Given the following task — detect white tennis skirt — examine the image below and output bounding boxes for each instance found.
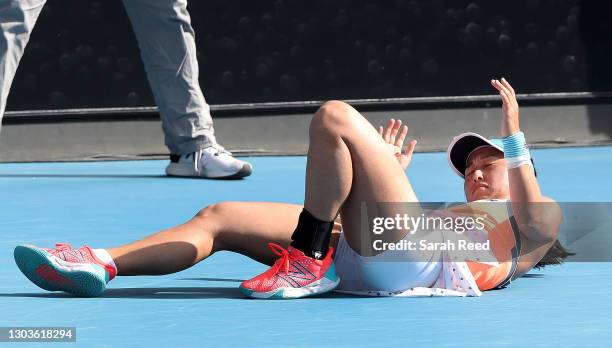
[334,231,443,292]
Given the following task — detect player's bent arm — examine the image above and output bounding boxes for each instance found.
[491,78,562,242]
[508,165,562,242]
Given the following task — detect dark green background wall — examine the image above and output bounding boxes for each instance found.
[8,0,612,110]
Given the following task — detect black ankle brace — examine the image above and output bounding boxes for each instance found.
[290,209,334,259]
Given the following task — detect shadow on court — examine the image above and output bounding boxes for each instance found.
[0,174,248,180]
[0,286,243,299]
[0,174,167,179]
[179,277,244,283]
[0,287,370,299]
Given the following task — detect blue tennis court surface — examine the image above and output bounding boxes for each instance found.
[1,146,611,347]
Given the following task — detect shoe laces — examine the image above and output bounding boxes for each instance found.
[268,243,294,275]
[192,144,232,172]
[193,149,204,172]
[49,243,88,263]
[210,144,232,156]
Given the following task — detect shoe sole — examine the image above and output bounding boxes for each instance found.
[14,245,107,297]
[165,163,252,179]
[239,276,340,299]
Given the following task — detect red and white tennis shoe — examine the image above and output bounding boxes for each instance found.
[239,243,339,299]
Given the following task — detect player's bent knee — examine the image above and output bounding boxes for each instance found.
[311,100,356,134]
[195,202,234,220]
[195,204,216,220]
[192,203,231,244]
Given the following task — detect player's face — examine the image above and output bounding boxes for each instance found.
[464,147,510,202]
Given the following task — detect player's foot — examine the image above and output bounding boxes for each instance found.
[14,243,116,297]
[165,144,253,179]
[239,243,339,299]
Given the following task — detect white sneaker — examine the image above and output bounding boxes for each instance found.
[165,144,253,179]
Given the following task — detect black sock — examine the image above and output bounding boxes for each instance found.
[290,209,334,260]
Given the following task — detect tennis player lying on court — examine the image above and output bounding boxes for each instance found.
[14,78,573,298]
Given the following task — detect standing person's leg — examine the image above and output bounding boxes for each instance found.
[121,0,252,179]
[0,0,46,134]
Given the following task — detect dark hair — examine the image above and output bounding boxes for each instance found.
[530,158,537,177]
[534,239,575,269]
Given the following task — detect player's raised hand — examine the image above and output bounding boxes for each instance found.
[491,78,520,137]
